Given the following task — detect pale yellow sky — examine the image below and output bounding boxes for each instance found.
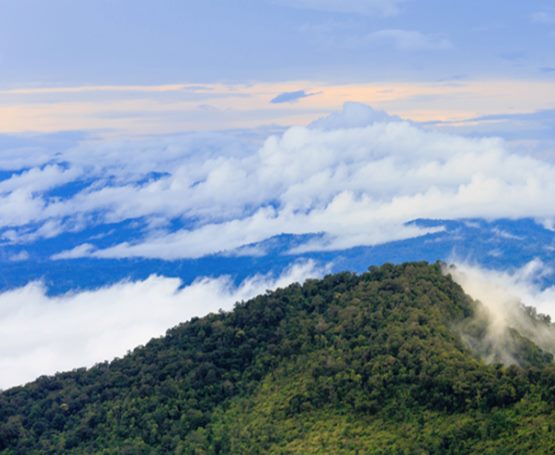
[1,79,554,134]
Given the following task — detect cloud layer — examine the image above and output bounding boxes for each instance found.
[2,102,555,261]
[0,260,322,389]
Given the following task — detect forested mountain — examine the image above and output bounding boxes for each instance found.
[1,262,555,454]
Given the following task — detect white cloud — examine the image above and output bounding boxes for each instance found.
[3,103,555,260]
[0,165,81,195]
[51,243,96,260]
[8,251,29,262]
[0,260,323,389]
[56,104,555,259]
[310,101,401,129]
[449,260,555,364]
[451,259,555,320]
[0,146,57,171]
[0,190,45,227]
[274,0,403,16]
[540,218,555,232]
[366,29,452,51]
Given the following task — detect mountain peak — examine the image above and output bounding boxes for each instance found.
[1,262,554,453]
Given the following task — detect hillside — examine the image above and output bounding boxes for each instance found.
[1,262,555,454]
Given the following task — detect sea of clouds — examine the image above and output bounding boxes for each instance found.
[2,103,555,261]
[2,102,555,387]
[0,260,322,389]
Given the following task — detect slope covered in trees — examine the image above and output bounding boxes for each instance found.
[1,262,555,454]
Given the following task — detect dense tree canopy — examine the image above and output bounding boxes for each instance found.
[1,262,554,454]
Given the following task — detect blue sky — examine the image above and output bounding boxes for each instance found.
[2,0,555,388]
[1,0,555,85]
[2,0,555,135]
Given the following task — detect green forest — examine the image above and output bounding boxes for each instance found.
[1,262,555,454]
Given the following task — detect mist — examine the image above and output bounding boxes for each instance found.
[448,259,555,366]
[0,261,322,390]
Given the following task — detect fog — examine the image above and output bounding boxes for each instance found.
[0,261,322,390]
[449,260,555,365]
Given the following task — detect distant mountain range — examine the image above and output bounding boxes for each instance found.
[2,218,554,294]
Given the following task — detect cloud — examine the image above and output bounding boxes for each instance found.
[366,29,452,51]
[0,260,322,389]
[52,104,555,259]
[425,108,555,160]
[449,260,555,364]
[540,218,555,232]
[4,102,555,260]
[51,243,95,260]
[271,90,316,104]
[310,101,401,129]
[530,11,555,25]
[0,83,204,96]
[0,190,46,227]
[273,0,403,16]
[0,165,81,195]
[8,251,29,262]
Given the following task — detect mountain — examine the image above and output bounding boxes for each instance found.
[3,218,555,295]
[1,262,555,454]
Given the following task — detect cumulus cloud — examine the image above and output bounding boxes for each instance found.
[449,260,555,365]
[0,260,322,389]
[310,101,401,129]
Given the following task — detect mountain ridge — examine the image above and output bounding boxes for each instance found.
[1,262,555,454]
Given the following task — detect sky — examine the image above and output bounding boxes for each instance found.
[1,0,555,388]
[1,0,555,134]
[2,0,555,85]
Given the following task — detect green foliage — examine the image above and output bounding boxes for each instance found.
[1,262,554,453]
